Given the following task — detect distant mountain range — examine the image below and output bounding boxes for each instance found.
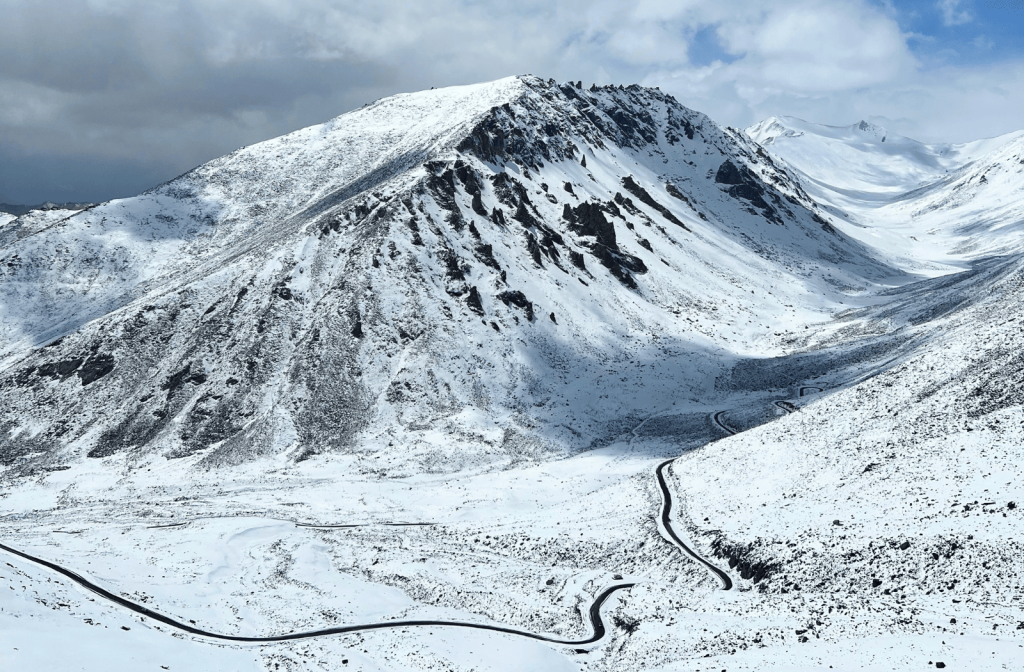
[0,202,96,217]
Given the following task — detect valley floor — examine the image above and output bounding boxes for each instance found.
[4,274,1023,672]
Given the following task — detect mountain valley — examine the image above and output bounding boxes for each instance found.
[1,77,1022,672]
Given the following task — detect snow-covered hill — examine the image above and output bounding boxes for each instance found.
[2,78,1023,672]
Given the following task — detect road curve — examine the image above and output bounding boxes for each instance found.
[712,410,737,436]
[773,400,795,414]
[799,386,823,397]
[655,460,733,590]
[0,540,631,646]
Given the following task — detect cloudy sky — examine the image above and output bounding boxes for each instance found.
[2,0,1023,204]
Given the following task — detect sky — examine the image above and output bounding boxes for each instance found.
[1,0,1023,205]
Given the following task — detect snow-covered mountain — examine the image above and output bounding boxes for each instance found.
[746,116,1022,196]
[2,79,1023,672]
[747,115,1024,272]
[0,76,892,476]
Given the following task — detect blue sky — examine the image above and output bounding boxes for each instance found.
[688,1,1024,68]
[1,0,1023,204]
[884,0,1024,65]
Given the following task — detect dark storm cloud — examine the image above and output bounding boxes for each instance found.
[1,0,1022,204]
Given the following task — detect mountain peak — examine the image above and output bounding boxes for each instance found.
[0,75,883,471]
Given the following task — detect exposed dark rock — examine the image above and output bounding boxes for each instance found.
[665,182,697,211]
[490,208,506,227]
[605,105,658,147]
[78,354,115,386]
[715,159,746,185]
[612,192,642,218]
[714,160,780,222]
[454,160,483,194]
[569,250,586,271]
[466,286,484,315]
[525,232,544,267]
[441,249,467,282]
[497,290,534,322]
[471,191,488,216]
[514,200,542,229]
[14,366,37,387]
[711,537,781,584]
[37,358,84,380]
[563,201,646,287]
[621,176,689,231]
[161,364,207,396]
[474,243,502,271]
[456,113,508,162]
[566,202,617,249]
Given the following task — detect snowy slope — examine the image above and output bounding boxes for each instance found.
[2,79,1023,672]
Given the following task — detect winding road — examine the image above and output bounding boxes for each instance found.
[0,539,631,646]
[654,460,733,590]
[0,401,805,647]
[712,410,737,436]
[647,409,737,590]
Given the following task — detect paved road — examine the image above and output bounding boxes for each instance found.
[655,459,733,590]
[2,400,815,644]
[712,410,737,436]
[774,400,796,414]
[0,540,632,646]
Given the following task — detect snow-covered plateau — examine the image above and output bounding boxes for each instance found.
[1,77,1022,671]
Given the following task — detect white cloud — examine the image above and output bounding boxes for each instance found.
[937,0,973,26]
[1,0,1022,202]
